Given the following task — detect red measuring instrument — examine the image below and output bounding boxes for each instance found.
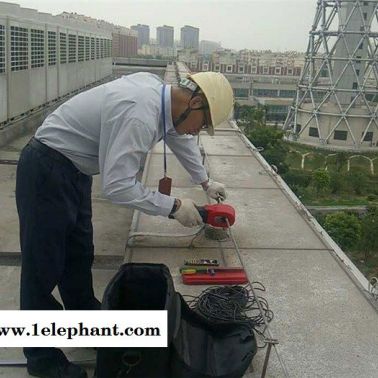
[197,203,236,228]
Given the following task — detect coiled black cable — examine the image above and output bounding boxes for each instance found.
[184,283,273,347]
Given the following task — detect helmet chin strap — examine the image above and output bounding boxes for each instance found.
[173,86,201,129]
[173,106,192,128]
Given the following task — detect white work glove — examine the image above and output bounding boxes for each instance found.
[205,180,227,201]
[172,199,203,228]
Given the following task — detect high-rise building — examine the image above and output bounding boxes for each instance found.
[112,29,138,58]
[156,25,174,47]
[180,25,199,49]
[131,24,150,49]
[284,0,378,150]
[200,40,221,55]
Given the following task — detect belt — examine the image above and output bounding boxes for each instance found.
[28,137,77,171]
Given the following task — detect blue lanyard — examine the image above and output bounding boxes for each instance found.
[161,84,167,177]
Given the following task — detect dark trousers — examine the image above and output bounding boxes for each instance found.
[15,138,100,364]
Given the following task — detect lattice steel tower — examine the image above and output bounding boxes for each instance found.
[284,0,378,150]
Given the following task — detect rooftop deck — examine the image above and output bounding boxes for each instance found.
[0,63,377,377]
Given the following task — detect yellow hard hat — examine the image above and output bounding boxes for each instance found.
[188,72,234,136]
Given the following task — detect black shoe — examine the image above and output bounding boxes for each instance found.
[27,359,87,378]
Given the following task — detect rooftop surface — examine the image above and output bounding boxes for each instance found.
[0,64,377,377]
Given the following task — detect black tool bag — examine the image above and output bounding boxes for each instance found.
[96,263,180,378]
[170,294,257,378]
[96,263,257,378]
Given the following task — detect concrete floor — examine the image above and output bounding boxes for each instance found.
[0,66,377,377]
[125,119,378,377]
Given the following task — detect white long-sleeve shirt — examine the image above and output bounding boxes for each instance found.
[35,72,208,217]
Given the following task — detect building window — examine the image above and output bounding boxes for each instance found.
[362,132,373,142]
[254,88,278,97]
[48,31,56,66]
[352,82,358,89]
[363,12,367,20]
[214,64,220,71]
[11,26,28,71]
[275,67,281,75]
[334,130,348,140]
[31,29,44,68]
[60,33,67,64]
[356,69,360,76]
[108,40,112,58]
[263,66,269,74]
[309,127,319,137]
[202,63,209,71]
[251,66,257,74]
[96,38,100,59]
[279,90,296,98]
[233,88,249,98]
[0,25,5,73]
[226,64,233,73]
[238,65,244,73]
[91,37,95,60]
[85,36,90,61]
[287,68,293,75]
[68,34,76,63]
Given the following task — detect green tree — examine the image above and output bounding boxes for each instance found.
[282,170,312,189]
[335,152,348,172]
[247,127,289,173]
[311,169,330,195]
[235,104,266,132]
[360,206,378,262]
[346,171,369,195]
[262,147,289,174]
[324,212,362,250]
[329,172,346,194]
[248,127,283,150]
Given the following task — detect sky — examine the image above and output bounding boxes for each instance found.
[4,0,318,51]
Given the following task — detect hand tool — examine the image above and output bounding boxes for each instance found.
[180,266,244,275]
[184,259,219,266]
[196,203,236,228]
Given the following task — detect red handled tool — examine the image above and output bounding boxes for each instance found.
[197,203,236,228]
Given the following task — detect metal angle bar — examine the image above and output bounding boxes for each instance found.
[312,30,378,37]
[298,113,316,137]
[365,38,378,84]
[324,3,339,31]
[296,108,372,116]
[297,85,377,93]
[344,1,361,30]
[296,107,373,118]
[312,90,333,114]
[325,116,344,141]
[360,118,374,143]
[343,115,358,146]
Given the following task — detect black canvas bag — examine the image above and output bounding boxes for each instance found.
[170,294,257,378]
[96,263,180,378]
